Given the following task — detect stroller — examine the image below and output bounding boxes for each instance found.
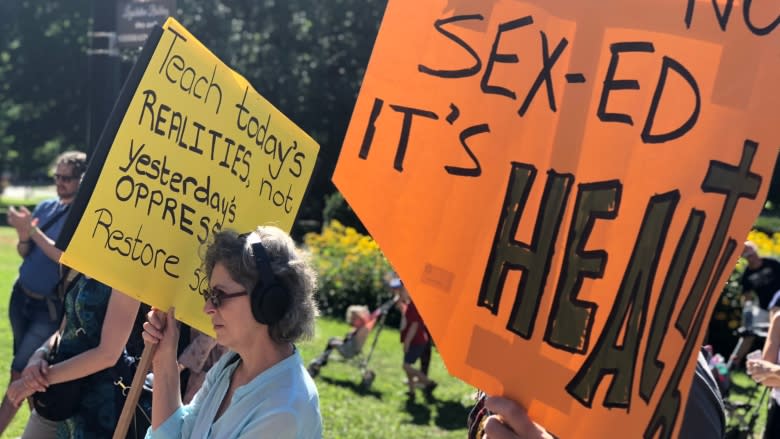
[307,295,398,389]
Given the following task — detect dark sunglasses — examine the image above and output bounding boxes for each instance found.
[200,286,248,308]
[53,173,79,183]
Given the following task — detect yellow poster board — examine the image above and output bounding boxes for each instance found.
[59,18,319,336]
[333,1,779,437]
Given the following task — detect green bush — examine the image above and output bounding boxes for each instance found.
[304,220,393,319]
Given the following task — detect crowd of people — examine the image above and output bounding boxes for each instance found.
[0,152,778,438]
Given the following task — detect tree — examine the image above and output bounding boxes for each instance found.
[0,1,91,181]
[174,0,388,221]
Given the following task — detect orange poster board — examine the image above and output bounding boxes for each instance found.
[333,1,780,437]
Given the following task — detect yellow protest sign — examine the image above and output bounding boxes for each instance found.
[58,18,319,335]
[333,0,779,437]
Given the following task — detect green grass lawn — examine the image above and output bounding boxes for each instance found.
[724,370,770,437]
[0,227,30,438]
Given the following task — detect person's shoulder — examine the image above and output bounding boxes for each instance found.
[763,256,780,266]
[34,198,60,209]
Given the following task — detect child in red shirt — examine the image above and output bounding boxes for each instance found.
[392,277,437,402]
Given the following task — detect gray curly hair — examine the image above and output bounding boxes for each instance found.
[203,226,319,344]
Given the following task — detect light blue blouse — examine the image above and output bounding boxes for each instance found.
[147,349,322,439]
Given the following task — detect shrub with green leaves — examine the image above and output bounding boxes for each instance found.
[304,220,393,319]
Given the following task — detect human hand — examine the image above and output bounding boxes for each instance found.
[21,356,50,392]
[7,377,37,407]
[7,206,32,232]
[142,307,180,364]
[747,358,780,383]
[483,396,554,439]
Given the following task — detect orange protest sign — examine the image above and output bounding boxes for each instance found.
[333,1,780,437]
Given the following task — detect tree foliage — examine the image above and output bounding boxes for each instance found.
[0,0,388,220]
[0,1,91,180]
[173,0,388,219]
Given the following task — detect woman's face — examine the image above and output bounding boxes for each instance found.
[204,262,260,348]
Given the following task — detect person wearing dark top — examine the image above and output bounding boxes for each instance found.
[741,241,780,311]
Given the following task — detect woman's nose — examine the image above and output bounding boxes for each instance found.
[203,299,216,314]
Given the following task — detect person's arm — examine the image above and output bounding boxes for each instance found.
[747,359,780,387]
[148,326,225,439]
[27,221,64,263]
[763,312,780,362]
[23,316,68,388]
[143,308,183,430]
[8,203,65,262]
[6,319,66,402]
[8,290,139,405]
[8,206,33,257]
[747,313,780,386]
[45,290,139,383]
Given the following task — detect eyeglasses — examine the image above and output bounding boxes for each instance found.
[53,174,79,183]
[200,286,248,308]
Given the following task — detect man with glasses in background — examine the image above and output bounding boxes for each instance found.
[0,150,87,435]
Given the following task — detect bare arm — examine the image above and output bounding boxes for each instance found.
[763,313,780,362]
[749,360,780,387]
[28,224,64,263]
[8,206,32,257]
[8,290,139,405]
[16,317,68,391]
[8,204,63,263]
[45,290,139,384]
[143,308,183,429]
[747,313,780,387]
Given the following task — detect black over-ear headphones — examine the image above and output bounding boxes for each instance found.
[249,241,291,325]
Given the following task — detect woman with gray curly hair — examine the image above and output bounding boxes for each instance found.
[143,226,322,439]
